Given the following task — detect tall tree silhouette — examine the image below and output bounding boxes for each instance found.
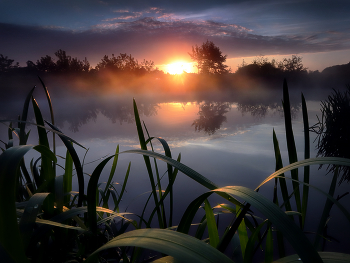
[0,54,19,72]
[189,40,229,74]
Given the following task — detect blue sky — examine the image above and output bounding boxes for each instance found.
[1,0,349,72]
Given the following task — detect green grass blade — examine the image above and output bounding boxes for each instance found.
[237,207,249,258]
[38,76,56,155]
[44,121,85,207]
[19,86,36,145]
[64,148,73,205]
[144,134,167,228]
[217,203,250,253]
[85,228,234,263]
[301,93,310,229]
[243,220,268,263]
[264,224,273,263]
[282,80,301,217]
[273,129,292,212]
[214,186,323,263]
[0,146,34,263]
[35,218,85,232]
[32,97,55,192]
[103,145,119,201]
[204,199,219,247]
[256,157,350,190]
[31,97,49,148]
[87,155,116,234]
[115,162,131,211]
[133,99,163,228]
[177,192,213,234]
[149,136,175,226]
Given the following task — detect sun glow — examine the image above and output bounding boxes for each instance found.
[167,61,194,74]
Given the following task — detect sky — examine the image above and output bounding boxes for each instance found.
[1,0,350,72]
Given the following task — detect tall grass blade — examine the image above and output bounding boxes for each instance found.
[148,136,175,226]
[237,207,249,258]
[177,192,212,234]
[256,157,350,190]
[243,220,268,263]
[217,203,250,253]
[103,145,119,206]
[273,129,291,212]
[38,76,56,155]
[32,97,55,192]
[64,148,73,205]
[45,121,85,207]
[114,162,131,212]
[19,87,35,145]
[87,155,116,234]
[85,228,234,263]
[282,80,301,218]
[144,133,167,228]
[133,99,163,228]
[301,93,310,229]
[264,224,273,263]
[204,199,219,247]
[146,153,181,226]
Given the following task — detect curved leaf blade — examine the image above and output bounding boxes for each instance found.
[86,228,234,263]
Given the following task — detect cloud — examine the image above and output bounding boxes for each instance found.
[1,14,350,68]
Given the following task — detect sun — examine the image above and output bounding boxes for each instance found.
[167,61,194,74]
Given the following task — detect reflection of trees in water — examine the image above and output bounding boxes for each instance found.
[192,102,231,135]
[237,102,300,119]
[55,99,159,132]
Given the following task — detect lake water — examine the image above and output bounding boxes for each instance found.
[1,80,349,253]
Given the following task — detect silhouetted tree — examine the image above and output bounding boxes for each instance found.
[35,50,90,73]
[36,55,56,72]
[189,40,229,74]
[26,60,36,69]
[96,53,140,72]
[140,59,155,73]
[0,54,19,72]
[55,49,71,72]
[278,55,307,72]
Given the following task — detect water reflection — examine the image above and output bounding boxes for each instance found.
[0,89,303,136]
[192,102,230,135]
[237,102,300,119]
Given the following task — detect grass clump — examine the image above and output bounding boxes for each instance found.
[0,78,350,262]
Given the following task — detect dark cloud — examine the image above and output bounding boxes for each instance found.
[1,14,349,68]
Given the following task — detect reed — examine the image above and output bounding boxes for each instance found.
[0,78,349,262]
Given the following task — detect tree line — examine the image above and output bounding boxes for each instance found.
[0,49,157,75]
[0,40,345,78]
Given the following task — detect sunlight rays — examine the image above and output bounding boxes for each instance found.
[166,61,194,74]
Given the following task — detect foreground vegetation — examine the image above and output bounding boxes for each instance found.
[0,78,350,262]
